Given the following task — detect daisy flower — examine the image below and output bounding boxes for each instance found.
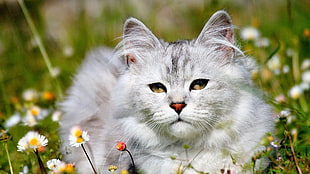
[267,55,281,74]
[52,110,62,122]
[22,89,38,102]
[4,112,21,128]
[19,165,29,174]
[17,131,48,152]
[56,162,75,173]
[301,59,310,70]
[23,106,49,127]
[289,85,303,99]
[69,126,89,147]
[51,67,61,77]
[68,126,96,173]
[47,159,62,170]
[254,37,270,47]
[240,27,260,41]
[302,70,310,84]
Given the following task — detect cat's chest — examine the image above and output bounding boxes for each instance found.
[135,147,241,174]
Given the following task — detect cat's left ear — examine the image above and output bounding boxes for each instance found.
[122,17,162,66]
[196,10,234,47]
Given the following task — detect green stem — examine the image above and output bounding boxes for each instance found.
[17,0,63,100]
[81,144,97,174]
[35,150,47,174]
[126,149,136,174]
[5,143,14,174]
[299,95,309,113]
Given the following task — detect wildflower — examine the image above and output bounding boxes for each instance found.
[115,141,136,174]
[4,112,21,128]
[267,55,281,74]
[289,85,303,99]
[23,113,37,127]
[23,106,49,127]
[63,45,74,57]
[240,27,260,41]
[270,141,279,148]
[47,159,62,170]
[17,131,48,152]
[291,128,298,142]
[42,91,55,101]
[301,59,310,70]
[304,28,310,37]
[22,89,38,102]
[19,165,29,174]
[300,82,310,91]
[51,67,61,77]
[121,170,129,174]
[68,126,96,173]
[69,126,90,147]
[280,110,291,117]
[64,163,75,173]
[116,141,127,151]
[286,48,294,57]
[254,37,270,47]
[302,70,310,84]
[287,115,296,124]
[291,128,298,136]
[275,94,286,103]
[108,165,118,173]
[54,161,75,173]
[282,65,290,74]
[52,110,62,122]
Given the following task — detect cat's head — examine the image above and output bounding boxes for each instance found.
[115,11,253,140]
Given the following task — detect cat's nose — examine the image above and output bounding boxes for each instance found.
[170,102,187,114]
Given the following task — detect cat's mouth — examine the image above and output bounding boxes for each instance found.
[170,117,191,125]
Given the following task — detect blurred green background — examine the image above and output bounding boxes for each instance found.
[0,0,309,173]
[0,0,309,100]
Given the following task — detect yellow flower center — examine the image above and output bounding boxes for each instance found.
[29,137,39,146]
[76,137,84,143]
[65,164,74,172]
[121,170,129,174]
[58,165,66,172]
[71,127,83,137]
[292,92,300,99]
[31,108,40,116]
[42,91,55,101]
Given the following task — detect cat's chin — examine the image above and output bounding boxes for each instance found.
[169,121,199,139]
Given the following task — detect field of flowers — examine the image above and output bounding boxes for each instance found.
[0,0,309,173]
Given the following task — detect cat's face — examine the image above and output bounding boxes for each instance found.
[116,11,247,139]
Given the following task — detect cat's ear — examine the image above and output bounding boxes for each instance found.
[122,18,161,66]
[196,10,234,46]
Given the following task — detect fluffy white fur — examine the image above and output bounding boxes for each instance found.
[60,11,274,174]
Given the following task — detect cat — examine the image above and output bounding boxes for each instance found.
[60,10,275,174]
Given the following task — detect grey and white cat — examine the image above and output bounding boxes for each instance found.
[60,11,274,174]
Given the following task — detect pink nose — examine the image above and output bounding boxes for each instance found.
[170,103,187,114]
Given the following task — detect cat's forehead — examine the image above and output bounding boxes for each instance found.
[165,40,191,70]
[160,40,196,83]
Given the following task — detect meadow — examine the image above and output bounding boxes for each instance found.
[0,0,309,173]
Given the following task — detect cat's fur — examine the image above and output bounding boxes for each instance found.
[60,11,274,174]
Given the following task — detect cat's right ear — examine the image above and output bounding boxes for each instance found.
[122,18,162,66]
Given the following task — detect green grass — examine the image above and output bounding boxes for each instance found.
[0,0,309,173]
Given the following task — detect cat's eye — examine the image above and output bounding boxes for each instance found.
[149,83,167,93]
[190,79,209,91]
